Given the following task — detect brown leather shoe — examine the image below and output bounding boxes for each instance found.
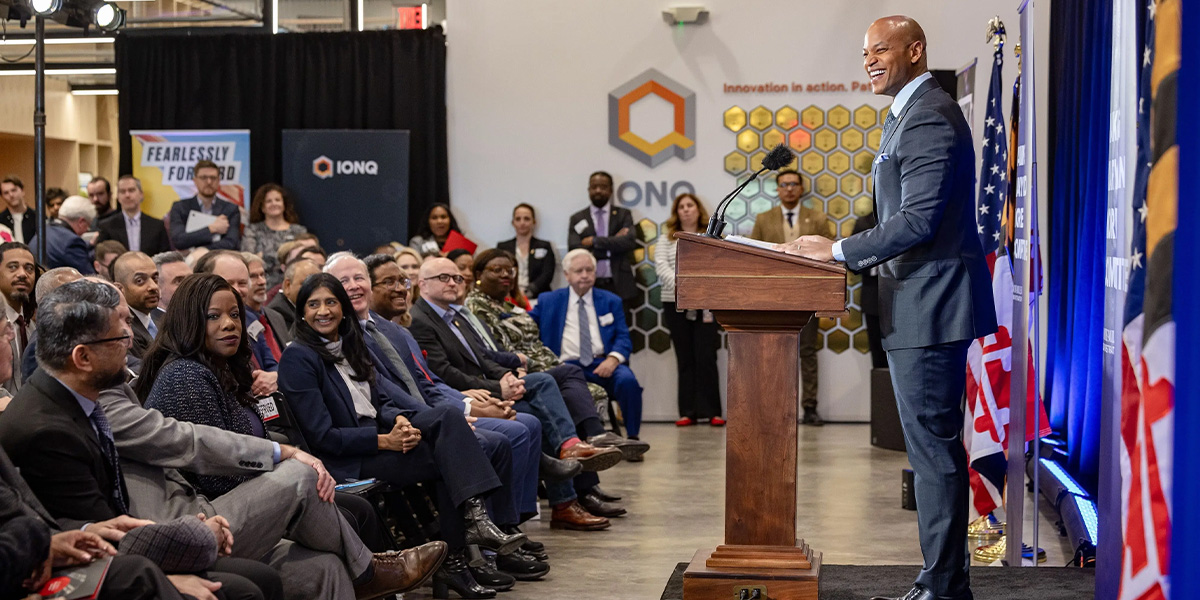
[559,442,622,472]
[353,541,448,599]
[550,500,611,531]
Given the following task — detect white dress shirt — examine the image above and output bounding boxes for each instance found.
[560,287,624,364]
[10,212,23,244]
[124,211,142,252]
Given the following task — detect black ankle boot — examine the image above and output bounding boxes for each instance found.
[462,497,526,555]
[468,554,515,592]
[432,550,497,599]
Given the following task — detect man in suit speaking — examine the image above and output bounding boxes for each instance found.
[783,16,997,600]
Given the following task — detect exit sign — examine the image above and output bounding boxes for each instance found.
[396,5,425,29]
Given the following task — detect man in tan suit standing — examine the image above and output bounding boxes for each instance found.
[749,169,830,425]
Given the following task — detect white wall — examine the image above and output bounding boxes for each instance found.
[445,0,1052,422]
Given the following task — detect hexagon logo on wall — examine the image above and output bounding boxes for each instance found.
[608,68,696,167]
[312,156,334,179]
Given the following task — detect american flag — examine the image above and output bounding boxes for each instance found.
[963,49,1050,519]
[1119,1,1175,598]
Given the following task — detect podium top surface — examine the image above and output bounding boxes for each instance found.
[674,232,846,275]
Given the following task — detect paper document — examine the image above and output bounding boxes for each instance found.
[185,210,219,233]
[724,235,781,252]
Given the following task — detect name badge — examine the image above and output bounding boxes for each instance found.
[598,313,614,326]
[874,153,890,165]
[246,320,265,342]
[256,396,280,422]
[574,220,589,234]
[532,248,548,259]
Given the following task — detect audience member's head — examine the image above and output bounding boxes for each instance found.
[135,273,253,404]
[45,187,68,220]
[282,257,322,305]
[58,195,97,236]
[588,171,614,208]
[373,242,399,255]
[295,246,327,269]
[562,248,598,296]
[364,254,410,322]
[35,280,130,391]
[325,252,373,320]
[153,251,191,308]
[0,241,35,312]
[93,240,127,280]
[34,266,82,307]
[293,273,373,380]
[1,175,25,211]
[775,169,805,210]
[447,250,474,303]
[394,247,422,282]
[193,160,222,202]
[184,247,209,270]
[511,203,537,238]
[418,257,466,310]
[116,175,145,216]
[250,183,298,224]
[472,249,517,304]
[86,176,112,216]
[241,252,268,312]
[195,250,250,303]
[664,193,709,236]
[111,252,160,316]
[415,203,459,243]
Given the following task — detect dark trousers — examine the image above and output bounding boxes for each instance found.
[571,358,643,438]
[799,318,819,409]
[662,302,722,419]
[100,555,185,600]
[335,491,391,552]
[865,313,887,369]
[886,340,973,599]
[360,405,503,551]
[542,363,606,437]
[208,557,284,600]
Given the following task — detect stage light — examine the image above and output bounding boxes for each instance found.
[92,2,122,31]
[29,0,62,16]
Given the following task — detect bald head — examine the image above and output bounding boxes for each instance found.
[35,267,82,304]
[419,257,464,309]
[863,15,928,97]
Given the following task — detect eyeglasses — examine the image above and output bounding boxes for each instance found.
[373,277,412,290]
[80,334,131,346]
[485,266,515,277]
[195,175,219,182]
[423,274,466,285]
[778,182,802,189]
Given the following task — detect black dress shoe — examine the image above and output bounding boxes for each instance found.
[579,490,627,518]
[468,555,514,592]
[495,549,550,581]
[539,452,583,481]
[432,550,497,599]
[870,584,936,600]
[589,484,622,502]
[501,525,545,554]
[801,407,824,426]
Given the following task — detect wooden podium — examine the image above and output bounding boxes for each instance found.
[673,232,847,600]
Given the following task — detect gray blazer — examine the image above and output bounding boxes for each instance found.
[839,78,997,350]
[98,383,275,521]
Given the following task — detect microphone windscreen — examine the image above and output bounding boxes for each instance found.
[761,144,795,170]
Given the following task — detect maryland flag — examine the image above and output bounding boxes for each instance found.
[1119,0,1177,598]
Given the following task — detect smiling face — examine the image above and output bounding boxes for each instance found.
[477,255,514,301]
[863,16,927,97]
[303,286,342,340]
[204,289,243,359]
[428,206,452,238]
[328,257,371,319]
[369,260,409,320]
[263,190,285,219]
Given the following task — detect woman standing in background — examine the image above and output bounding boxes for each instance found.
[497,204,555,299]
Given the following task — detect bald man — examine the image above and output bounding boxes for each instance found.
[785,17,996,600]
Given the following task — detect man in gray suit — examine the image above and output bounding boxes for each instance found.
[785,16,997,600]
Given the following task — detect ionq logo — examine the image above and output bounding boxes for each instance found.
[608,68,696,168]
[312,155,379,179]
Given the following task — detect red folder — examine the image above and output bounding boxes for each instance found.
[441,230,478,255]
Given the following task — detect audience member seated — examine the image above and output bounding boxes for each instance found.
[332,253,551,585]
[447,250,474,288]
[240,252,289,357]
[394,247,423,319]
[168,160,241,253]
[466,249,648,462]
[293,244,327,269]
[96,175,172,257]
[111,252,161,360]
[275,236,321,274]
[31,196,96,274]
[0,242,35,392]
[242,184,307,289]
[655,193,724,427]
[45,186,68,221]
[86,176,117,222]
[278,273,526,599]
[410,203,474,258]
[152,251,191,311]
[265,257,322,345]
[409,258,621,531]
[20,267,83,382]
[194,251,279,397]
[530,249,645,439]
[566,171,640,309]
[497,204,556,299]
[93,240,128,281]
[0,175,34,244]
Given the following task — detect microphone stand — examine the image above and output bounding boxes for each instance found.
[704,165,770,238]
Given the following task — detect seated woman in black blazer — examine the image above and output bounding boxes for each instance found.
[496,203,555,299]
[278,274,526,599]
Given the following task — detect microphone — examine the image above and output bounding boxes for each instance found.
[705,144,796,238]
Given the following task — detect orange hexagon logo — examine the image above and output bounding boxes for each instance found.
[312,155,334,179]
[608,68,696,167]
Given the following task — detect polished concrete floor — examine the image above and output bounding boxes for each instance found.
[403,423,1074,599]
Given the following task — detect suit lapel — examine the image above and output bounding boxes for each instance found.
[323,362,360,421]
[419,300,479,366]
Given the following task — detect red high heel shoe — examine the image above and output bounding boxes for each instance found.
[675,417,695,427]
[710,417,726,427]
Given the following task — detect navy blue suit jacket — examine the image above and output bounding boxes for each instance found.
[166,196,241,251]
[365,313,468,411]
[29,222,94,275]
[530,287,632,360]
[277,342,415,482]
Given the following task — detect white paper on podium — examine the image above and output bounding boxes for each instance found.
[723,235,780,252]
[185,210,219,233]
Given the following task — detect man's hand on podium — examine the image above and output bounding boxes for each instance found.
[778,235,835,262]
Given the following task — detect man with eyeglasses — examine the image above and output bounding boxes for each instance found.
[748,168,832,426]
[265,257,322,346]
[167,160,242,253]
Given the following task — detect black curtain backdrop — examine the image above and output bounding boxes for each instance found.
[116,28,448,239]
